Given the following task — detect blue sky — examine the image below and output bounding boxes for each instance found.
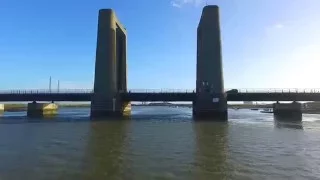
[0,0,320,90]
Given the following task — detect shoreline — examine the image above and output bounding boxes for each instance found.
[3,103,320,114]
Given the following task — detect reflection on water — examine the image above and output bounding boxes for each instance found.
[83,119,131,179]
[274,120,303,130]
[274,116,304,129]
[193,122,228,179]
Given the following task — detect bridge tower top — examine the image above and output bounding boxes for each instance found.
[196,5,224,94]
[98,9,127,31]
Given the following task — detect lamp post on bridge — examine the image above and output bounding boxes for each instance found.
[49,76,52,93]
[57,80,60,93]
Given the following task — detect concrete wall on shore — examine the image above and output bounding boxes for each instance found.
[27,103,58,117]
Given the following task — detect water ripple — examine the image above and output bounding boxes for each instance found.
[0,107,320,179]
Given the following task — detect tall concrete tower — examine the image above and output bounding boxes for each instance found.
[91,9,130,118]
[193,5,227,120]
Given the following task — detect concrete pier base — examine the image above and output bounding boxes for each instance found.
[193,94,228,121]
[273,102,302,121]
[91,96,131,118]
[27,102,58,117]
[0,104,4,114]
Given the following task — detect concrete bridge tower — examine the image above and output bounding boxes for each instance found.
[91,9,131,118]
[193,5,228,120]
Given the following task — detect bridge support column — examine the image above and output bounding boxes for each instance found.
[91,9,130,118]
[27,102,58,117]
[273,102,302,121]
[193,6,227,120]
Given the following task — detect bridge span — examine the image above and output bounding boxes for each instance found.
[1,89,320,102]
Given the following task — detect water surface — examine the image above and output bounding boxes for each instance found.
[0,107,320,180]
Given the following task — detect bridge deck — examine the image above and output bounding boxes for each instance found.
[1,91,320,102]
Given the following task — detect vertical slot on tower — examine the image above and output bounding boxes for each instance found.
[116,25,124,92]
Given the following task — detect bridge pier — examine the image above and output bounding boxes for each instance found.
[193,94,227,120]
[27,101,58,117]
[91,95,131,117]
[0,104,4,114]
[193,6,227,120]
[91,9,130,118]
[273,102,302,121]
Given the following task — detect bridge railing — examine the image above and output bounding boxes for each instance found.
[0,89,93,94]
[1,88,320,94]
[124,89,196,93]
[234,89,320,93]
[127,89,320,93]
[0,89,195,94]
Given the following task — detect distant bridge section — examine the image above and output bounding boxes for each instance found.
[123,89,320,102]
[0,89,92,102]
[0,89,320,102]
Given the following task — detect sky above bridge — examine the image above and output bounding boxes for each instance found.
[0,0,320,90]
